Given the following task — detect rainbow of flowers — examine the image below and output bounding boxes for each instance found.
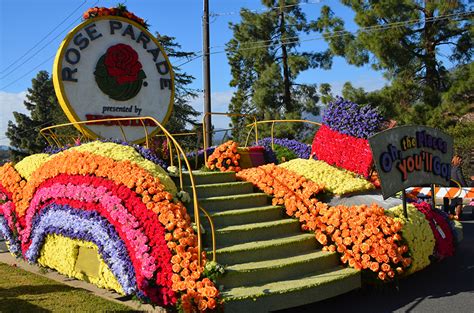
[0,141,219,312]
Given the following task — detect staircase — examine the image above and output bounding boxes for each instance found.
[180,171,361,313]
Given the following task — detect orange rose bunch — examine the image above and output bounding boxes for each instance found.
[236,164,324,217]
[312,203,411,282]
[0,163,25,204]
[237,164,412,282]
[83,5,148,29]
[206,141,241,172]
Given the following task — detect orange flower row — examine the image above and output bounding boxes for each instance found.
[83,6,148,28]
[207,141,241,172]
[237,164,412,282]
[17,150,218,311]
[236,164,324,219]
[313,203,411,281]
[0,163,25,204]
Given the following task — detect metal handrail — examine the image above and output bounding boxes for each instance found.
[245,119,321,150]
[202,112,259,164]
[40,116,208,266]
[199,206,216,262]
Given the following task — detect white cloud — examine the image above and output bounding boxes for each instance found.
[189,90,234,129]
[0,91,28,146]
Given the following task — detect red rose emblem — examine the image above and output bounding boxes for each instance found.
[104,44,143,85]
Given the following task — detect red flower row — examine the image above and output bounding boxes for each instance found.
[28,174,174,305]
[311,125,373,177]
[414,202,455,259]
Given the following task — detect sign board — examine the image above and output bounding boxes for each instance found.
[53,16,174,143]
[369,125,453,199]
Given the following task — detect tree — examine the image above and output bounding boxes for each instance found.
[155,34,201,150]
[227,0,333,142]
[156,34,200,134]
[6,71,70,161]
[318,1,472,123]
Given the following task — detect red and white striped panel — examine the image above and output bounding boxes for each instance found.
[407,187,474,199]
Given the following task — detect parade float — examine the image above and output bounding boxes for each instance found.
[0,5,468,313]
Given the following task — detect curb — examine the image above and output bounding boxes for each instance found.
[0,241,165,312]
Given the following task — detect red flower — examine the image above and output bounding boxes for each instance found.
[311,125,373,178]
[104,44,143,85]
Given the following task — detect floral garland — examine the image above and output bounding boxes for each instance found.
[206,140,241,172]
[237,165,410,282]
[279,159,374,195]
[83,5,148,29]
[322,97,383,139]
[413,202,455,259]
[386,204,435,275]
[236,164,324,217]
[311,125,373,177]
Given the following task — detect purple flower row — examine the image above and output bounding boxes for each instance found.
[323,97,383,139]
[257,138,311,160]
[26,204,137,294]
[0,216,20,256]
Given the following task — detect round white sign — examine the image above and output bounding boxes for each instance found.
[53,16,174,143]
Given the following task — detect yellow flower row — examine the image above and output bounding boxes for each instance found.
[279,159,374,195]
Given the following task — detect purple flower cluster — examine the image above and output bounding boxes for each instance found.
[257,138,311,160]
[186,146,216,169]
[323,97,383,139]
[43,140,168,168]
[0,216,20,255]
[26,204,137,294]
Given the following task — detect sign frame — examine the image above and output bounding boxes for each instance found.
[53,15,175,143]
[369,125,453,199]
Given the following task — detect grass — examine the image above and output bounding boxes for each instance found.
[0,262,138,312]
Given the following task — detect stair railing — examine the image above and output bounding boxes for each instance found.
[199,205,217,262]
[245,119,321,150]
[202,112,259,164]
[40,117,208,266]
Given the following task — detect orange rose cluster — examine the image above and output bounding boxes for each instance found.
[206,141,241,172]
[83,5,148,29]
[237,164,412,282]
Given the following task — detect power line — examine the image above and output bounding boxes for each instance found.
[210,0,324,17]
[0,0,99,81]
[178,10,473,67]
[0,54,56,90]
[0,1,88,74]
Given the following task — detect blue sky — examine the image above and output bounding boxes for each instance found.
[0,0,386,145]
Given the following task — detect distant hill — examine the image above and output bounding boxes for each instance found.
[0,145,9,151]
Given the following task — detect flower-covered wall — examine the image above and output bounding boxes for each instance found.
[0,141,219,312]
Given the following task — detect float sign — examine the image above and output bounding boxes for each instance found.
[53,16,174,143]
[369,125,453,199]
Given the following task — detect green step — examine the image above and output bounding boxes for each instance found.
[214,233,317,265]
[195,193,270,212]
[222,267,361,313]
[209,219,301,248]
[218,250,340,288]
[210,205,284,227]
[176,170,236,185]
[184,181,254,198]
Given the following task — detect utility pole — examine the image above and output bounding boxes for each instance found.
[203,0,212,147]
[280,0,292,113]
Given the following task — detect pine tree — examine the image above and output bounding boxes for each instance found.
[227,0,333,142]
[317,1,472,124]
[6,71,70,161]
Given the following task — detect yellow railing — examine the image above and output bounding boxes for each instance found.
[202,112,259,164]
[40,117,213,266]
[246,119,321,150]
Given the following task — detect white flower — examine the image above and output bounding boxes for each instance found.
[167,165,178,175]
